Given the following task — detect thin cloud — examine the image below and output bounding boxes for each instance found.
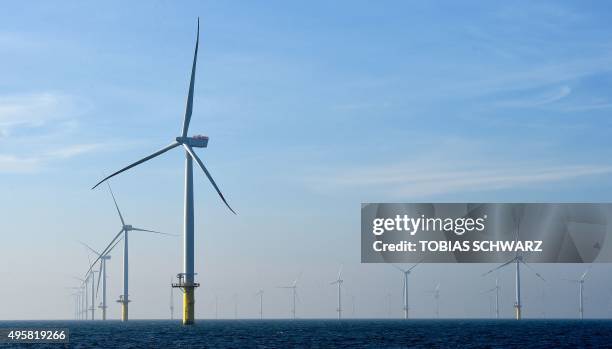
[311,163,612,198]
[0,143,106,173]
[0,92,80,137]
[494,85,572,109]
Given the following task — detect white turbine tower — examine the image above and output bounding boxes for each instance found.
[79,241,114,320]
[67,286,82,320]
[170,278,175,320]
[482,256,544,320]
[482,219,545,320]
[255,289,264,320]
[564,268,591,319]
[73,277,88,320]
[84,270,98,320]
[426,283,440,318]
[279,274,300,319]
[330,266,343,320]
[91,18,235,326]
[86,182,172,321]
[394,262,420,319]
[483,278,500,319]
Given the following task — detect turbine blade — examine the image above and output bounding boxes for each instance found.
[392,264,407,273]
[77,241,101,257]
[106,181,125,226]
[294,272,302,287]
[330,281,339,285]
[338,265,343,281]
[107,235,124,255]
[181,18,199,137]
[481,257,517,277]
[408,260,422,272]
[91,142,181,189]
[85,228,124,277]
[184,144,236,214]
[520,260,545,281]
[131,227,177,236]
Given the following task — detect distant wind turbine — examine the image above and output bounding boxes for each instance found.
[482,217,544,320]
[255,289,264,320]
[426,283,440,318]
[394,262,421,319]
[86,182,172,321]
[66,287,82,320]
[564,268,591,319]
[73,276,87,320]
[79,241,113,320]
[85,270,98,320]
[170,278,175,320]
[278,274,301,319]
[91,18,236,326]
[330,266,343,319]
[482,278,500,319]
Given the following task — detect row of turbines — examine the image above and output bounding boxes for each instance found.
[68,18,236,326]
[65,18,594,323]
[70,258,592,321]
[69,182,174,321]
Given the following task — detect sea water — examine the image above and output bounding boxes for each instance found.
[0,319,610,348]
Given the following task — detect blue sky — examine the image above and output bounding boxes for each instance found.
[2,1,612,320]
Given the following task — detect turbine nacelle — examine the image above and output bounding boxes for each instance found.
[124,224,133,231]
[176,135,208,148]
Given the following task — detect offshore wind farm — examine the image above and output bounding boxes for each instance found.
[4,1,612,347]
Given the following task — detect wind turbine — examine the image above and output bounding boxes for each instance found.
[79,241,113,320]
[482,216,545,320]
[91,18,236,326]
[394,262,420,319]
[426,283,440,318]
[278,274,300,319]
[255,289,264,320]
[86,182,172,321]
[170,278,175,320]
[482,278,500,319]
[564,268,591,319]
[73,277,87,320]
[66,287,82,320]
[84,270,98,320]
[330,266,343,319]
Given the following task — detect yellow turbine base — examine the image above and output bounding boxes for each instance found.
[121,303,128,321]
[183,288,195,325]
[515,306,521,320]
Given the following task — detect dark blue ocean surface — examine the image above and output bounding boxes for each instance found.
[1,319,611,348]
